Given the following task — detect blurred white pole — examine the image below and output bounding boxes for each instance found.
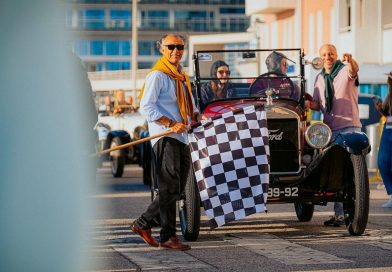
[132,0,138,105]
[0,1,96,271]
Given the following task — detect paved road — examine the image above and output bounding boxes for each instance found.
[88,164,392,272]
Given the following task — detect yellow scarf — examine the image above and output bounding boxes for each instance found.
[138,57,194,125]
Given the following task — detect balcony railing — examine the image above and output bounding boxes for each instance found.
[71,17,250,32]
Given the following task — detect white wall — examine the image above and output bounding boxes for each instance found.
[337,31,356,56]
[383,28,392,63]
[355,0,381,63]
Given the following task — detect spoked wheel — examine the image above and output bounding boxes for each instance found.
[294,202,314,222]
[110,137,125,178]
[343,154,369,236]
[178,165,200,241]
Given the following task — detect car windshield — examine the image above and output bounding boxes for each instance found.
[193,48,303,108]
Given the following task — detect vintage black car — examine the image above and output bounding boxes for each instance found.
[141,48,370,241]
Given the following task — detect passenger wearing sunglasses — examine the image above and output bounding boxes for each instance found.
[132,34,202,251]
[199,60,236,109]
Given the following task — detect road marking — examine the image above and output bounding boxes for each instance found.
[367,240,392,251]
[113,245,212,271]
[226,234,353,265]
[93,269,137,272]
[293,268,392,272]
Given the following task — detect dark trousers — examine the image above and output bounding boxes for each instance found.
[137,137,191,242]
[378,124,392,195]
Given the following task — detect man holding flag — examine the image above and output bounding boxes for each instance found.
[130,33,200,250]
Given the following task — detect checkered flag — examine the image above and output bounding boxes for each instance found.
[189,105,270,228]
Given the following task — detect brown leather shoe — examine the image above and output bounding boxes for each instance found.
[130,225,159,247]
[160,236,191,251]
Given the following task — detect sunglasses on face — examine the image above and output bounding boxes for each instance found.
[162,44,185,51]
[217,70,231,75]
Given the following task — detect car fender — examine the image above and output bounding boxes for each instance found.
[304,132,370,191]
[332,132,371,156]
[138,130,151,167]
[304,145,352,191]
[104,130,130,154]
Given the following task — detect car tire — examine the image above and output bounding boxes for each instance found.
[344,154,369,236]
[110,137,125,178]
[178,166,200,242]
[294,202,314,222]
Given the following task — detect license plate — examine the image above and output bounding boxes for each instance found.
[268,187,299,197]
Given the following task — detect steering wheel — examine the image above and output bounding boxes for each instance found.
[249,72,295,99]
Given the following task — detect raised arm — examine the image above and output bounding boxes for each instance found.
[342,53,359,79]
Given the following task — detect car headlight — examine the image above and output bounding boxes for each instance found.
[305,122,332,148]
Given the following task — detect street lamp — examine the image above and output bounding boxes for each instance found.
[131,0,138,106]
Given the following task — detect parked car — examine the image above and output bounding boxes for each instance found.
[95,90,146,178]
[141,48,371,240]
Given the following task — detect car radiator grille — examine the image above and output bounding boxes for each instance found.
[267,118,299,173]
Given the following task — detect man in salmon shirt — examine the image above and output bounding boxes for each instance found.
[305,43,361,227]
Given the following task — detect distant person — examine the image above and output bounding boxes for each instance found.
[125,95,137,111]
[374,71,392,208]
[113,90,135,114]
[104,95,113,115]
[199,60,236,108]
[305,43,361,226]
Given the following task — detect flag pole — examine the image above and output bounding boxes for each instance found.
[96,129,173,155]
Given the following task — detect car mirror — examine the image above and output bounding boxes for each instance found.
[304,57,323,70]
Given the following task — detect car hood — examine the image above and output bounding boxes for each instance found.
[203,99,304,119]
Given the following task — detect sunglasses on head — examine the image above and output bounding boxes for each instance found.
[162,44,185,51]
[217,70,230,75]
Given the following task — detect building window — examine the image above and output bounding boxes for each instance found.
[339,0,351,32]
[110,10,131,29]
[175,11,207,31]
[120,41,130,56]
[91,41,104,55]
[138,41,153,56]
[219,8,245,14]
[106,41,120,55]
[79,9,105,29]
[105,62,130,71]
[96,62,104,71]
[141,10,169,30]
[360,84,389,99]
